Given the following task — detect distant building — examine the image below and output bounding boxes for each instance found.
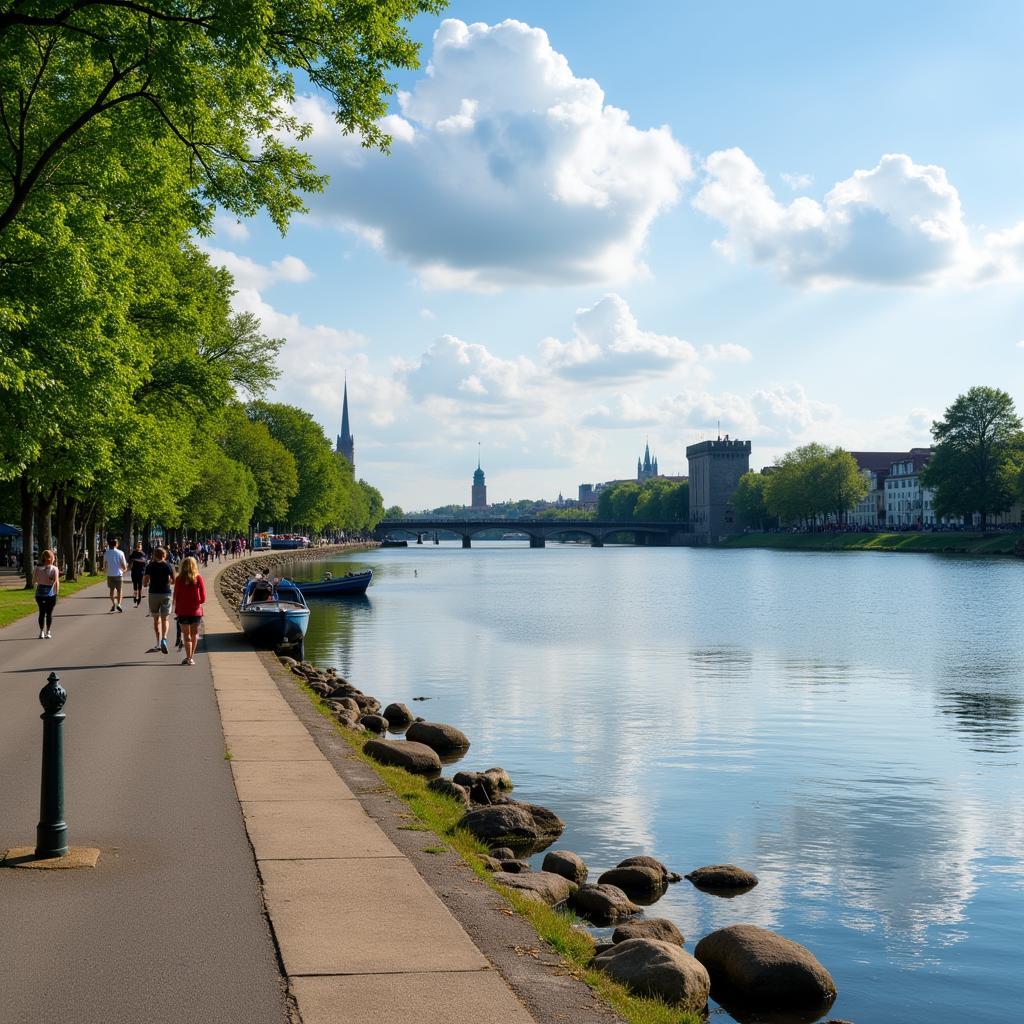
[471,456,487,509]
[885,449,936,527]
[848,468,888,528]
[686,436,751,542]
[335,378,355,470]
[637,442,659,481]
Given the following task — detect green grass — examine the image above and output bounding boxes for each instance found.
[0,574,106,629]
[291,672,701,1024]
[725,531,1020,555]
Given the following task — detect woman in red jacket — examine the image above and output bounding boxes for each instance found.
[172,556,206,665]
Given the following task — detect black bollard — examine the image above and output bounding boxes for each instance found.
[35,672,68,859]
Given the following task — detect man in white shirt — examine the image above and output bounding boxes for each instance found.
[103,537,128,613]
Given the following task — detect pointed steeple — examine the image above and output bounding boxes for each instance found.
[643,440,652,473]
[336,374,355,469]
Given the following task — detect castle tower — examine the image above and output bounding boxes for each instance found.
[471,449,487,509]
[686,435,751,542]
[336,377,355,470]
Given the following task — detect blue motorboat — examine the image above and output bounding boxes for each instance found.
[240,576,310,650]
[296,569,372,597]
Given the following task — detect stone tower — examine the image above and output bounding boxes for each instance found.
[336,377,354,470]
[686,436,751,543]
[637,441,659,482]
[471,450,487,509]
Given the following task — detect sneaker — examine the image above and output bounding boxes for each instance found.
[181,657,189,665]
[160,640,168,654]
[146,645,161,653]
[38,629,45,639]
[116,605,124,613]
[108,607,116,614]
[45,630,52,639]
[187,658,196,666]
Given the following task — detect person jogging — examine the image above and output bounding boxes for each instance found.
[172,556,206,665]
[32,548,59,639]
[103,537,128,613]
[127,541,147,607]
[143,547,175,654]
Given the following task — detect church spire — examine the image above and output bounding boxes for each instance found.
[336,374,355,469]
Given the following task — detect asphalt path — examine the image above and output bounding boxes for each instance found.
[0,574,288,1024]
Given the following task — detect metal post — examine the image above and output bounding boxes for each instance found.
[36,672,68,859]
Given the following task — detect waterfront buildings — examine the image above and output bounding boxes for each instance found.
[686,436,751,542]
[335,378,355,471]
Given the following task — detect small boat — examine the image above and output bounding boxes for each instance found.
[240,576,310,651]
[380,536,408,548]
[296,569,372,597]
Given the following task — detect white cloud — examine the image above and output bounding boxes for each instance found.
[292,19,691,290]
[781,171,814,191]
[200,245,313,291]
[702,342,753,363]
[419,307,437,321]
[540,294,701,380]
[694,149,1024,288]
[212,212,251,241]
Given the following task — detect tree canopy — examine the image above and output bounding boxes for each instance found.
[760,445,868,527]
[597,478,689,522]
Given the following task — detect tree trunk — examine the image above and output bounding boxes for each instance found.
[85,514,98,575]
[36,486,55,555]
[122,505,134,549]
[19,473,34,588]
[59,493,79,581]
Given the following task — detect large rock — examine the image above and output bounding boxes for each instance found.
[492,871,577,906]
[382,702,414,727]
[613,918,685,946]
[694,924,837,1011]
[617,855,682,883]
[569,883,641,925]
[406,721,471,754]
[359,714,389,735]
[598,865,668,899]
[363,738,441,775]
[483,767,513,791]
[543,850,589,884]
[427,777,471,806]
[334,696,362,715]
[453,770,499,803]
[685,864,758,893]
[594,939,709,1010]
[459,801,564,851]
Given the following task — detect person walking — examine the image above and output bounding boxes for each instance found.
[103,537,128,613]
[32,548,59,639]
[127,541,147,607]
[172,556,206,666]
[143,547,175,654]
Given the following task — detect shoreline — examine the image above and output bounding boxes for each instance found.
[724,531,1021,556]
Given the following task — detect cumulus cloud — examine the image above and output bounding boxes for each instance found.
[702,342,753,363]
[292,19,691,290]
[200,245,314,291]
[212,212,251,241]
[540,294,701,380]
[694,149,1024,288]
[781,171,814,191]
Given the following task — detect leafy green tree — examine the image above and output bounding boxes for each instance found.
[179,445,257,533]
[733,471,771,530]
[819,449,869,524]
[384,505,404,519]
[764,443,830,527]
[0,0,444,235]
[922,386,1024,529]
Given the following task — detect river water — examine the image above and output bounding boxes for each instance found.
[289,542,1023,1024]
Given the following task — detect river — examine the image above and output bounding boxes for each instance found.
[288,541,1023,1024]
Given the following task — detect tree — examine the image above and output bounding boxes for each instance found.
[732,472,771,531]
[922,386,1024,529]
[818,449,869,525]
[384,505,404,519]
[0,0,444,235]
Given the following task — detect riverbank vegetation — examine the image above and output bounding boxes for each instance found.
[725,531,1020,555]
[286,666,702,1024]
[0,574,103,629]
[0,2,428,580]
[597,478,690,522]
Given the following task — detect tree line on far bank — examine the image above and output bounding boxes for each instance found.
[732,386,1024,531]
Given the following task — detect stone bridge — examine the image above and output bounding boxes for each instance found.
[374,518,695,548]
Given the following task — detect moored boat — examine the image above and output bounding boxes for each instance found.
[296,569,372,597]
[240,576,310,650]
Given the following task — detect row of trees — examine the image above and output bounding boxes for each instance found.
[596,478,690,522]
[732,387,1024,531]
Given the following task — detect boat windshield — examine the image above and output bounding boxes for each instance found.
[277,586,303,604]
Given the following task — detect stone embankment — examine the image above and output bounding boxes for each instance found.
[218,543,377,613]
[279,654,842,1021]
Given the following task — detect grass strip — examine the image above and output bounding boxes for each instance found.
[725,530,1019,555]
[291,671,701,1024]
[0,575,105,629]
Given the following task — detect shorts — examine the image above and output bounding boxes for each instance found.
[148,593,172,616]
[107,576,123,594]
[176,615,202,625]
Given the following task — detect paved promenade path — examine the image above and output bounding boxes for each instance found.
[1,558,551,1024]
[0,561,288,1024]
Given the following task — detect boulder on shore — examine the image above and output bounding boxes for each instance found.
[490,847,516,861]
[492,870,577,906]
[612,918,685,946]
[363,738,441,775]
[483,767,514,791]
[594,938,709,1010]
[406,721,471,754]
[542,850,589,885]
[382,702,415,727]
[569,883,641,925]
[459,800,564,851]
[427,777,471,806]
[694,924,836,1011]
[359,714,389,735]
[598,865,668,900]
[685,864,758,893]
[617,855,682,883]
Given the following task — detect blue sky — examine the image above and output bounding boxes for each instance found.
[205,1,1024,509]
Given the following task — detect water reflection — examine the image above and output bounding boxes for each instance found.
[291,545,1024,1024]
